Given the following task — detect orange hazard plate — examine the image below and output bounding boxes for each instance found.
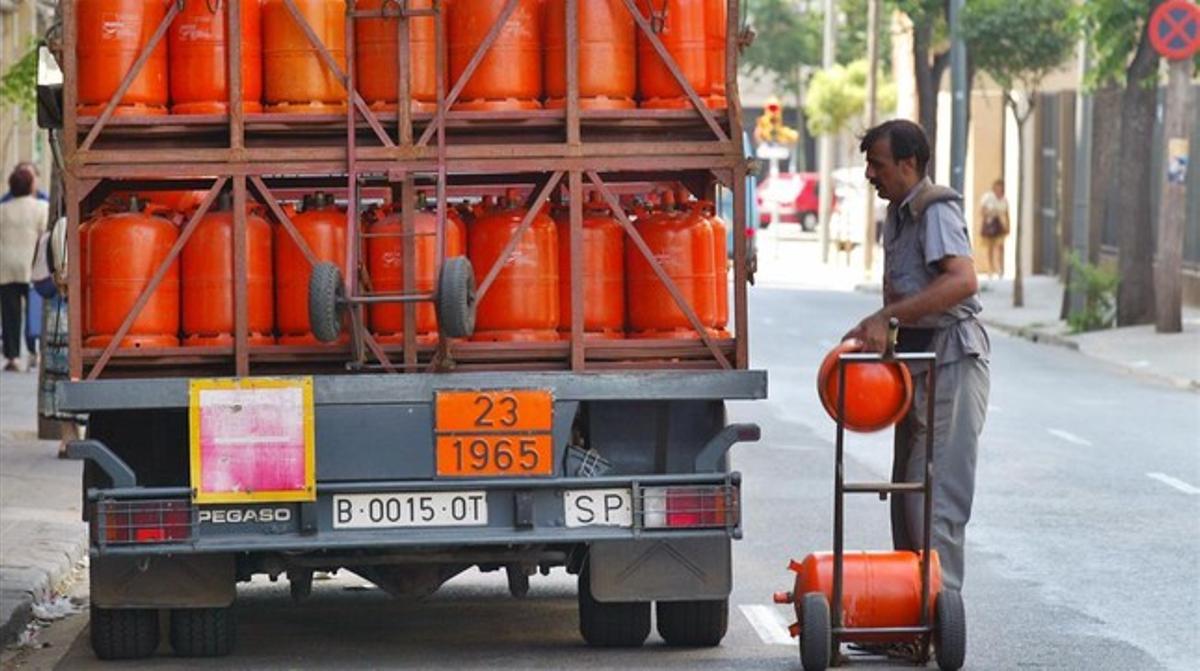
[435,390,554,477]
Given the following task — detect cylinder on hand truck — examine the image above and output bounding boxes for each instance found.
[182,199,275,346]
[76,0,170,116]
[263,0,348,113]
[355,0,439,112]
[817,339,914,432]
[275,192,349,344]
[82,198,180,349]
[169,0,264,114]
[544,0,636,110]
[469,189,559,341]
[636,0,712,109]
[554,192,626,339]
[447,0,543,111]
[366,195,467,343]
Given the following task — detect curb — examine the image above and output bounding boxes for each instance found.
[0,530,89,646]
[980,318,1080,351]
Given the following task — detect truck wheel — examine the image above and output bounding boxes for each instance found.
[656,599,728,646]
[934,590,966,670]
[169,606,235,657]
[577,565,650,647]
[308,261,346,343]
[799,592,831,671]
[435,256,476,339]
[90,605,159,660]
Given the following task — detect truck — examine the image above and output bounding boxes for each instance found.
[41,0,766,659]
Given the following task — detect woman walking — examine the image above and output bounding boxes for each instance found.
[0,166,49,371]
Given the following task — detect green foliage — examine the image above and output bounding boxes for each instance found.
[961,0,1078,96]
[803,59,897,136]
[0,42,39,115]
[742,0,822,97]
[838,0,894,71]
[1066,252,1120,333]
[1077,0,1156,89]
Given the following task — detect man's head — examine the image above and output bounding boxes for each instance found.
[992,179,1004,198]
[859,119,930,203]
[7,165,35,198]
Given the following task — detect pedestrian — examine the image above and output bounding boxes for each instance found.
[0,166,49,371]
[978,179,1009,280]
[844,119,990,609]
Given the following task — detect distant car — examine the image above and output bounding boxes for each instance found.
[755,172,833,232]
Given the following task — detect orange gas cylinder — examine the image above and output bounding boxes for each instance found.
[448,0,543,111]
[263,0,348,113]
[366,197,467,343]
[77,0,169,116]
[181,202,274,346]
[690,198,728,335]
[785,551,942,643]
[469,189,559,341]
[554,192,625,339]
[274,192,348,344]
[169,0,263,114]
[120,190,210,217]
[626,191,717,338]
[817,339,914,432]
[82,198,180,348]
[544,0,636,110]
[636,0,711,109]
[355,0,438,112]
[704,0,726,108]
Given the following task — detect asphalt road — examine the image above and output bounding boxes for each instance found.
[8,285,1199,670]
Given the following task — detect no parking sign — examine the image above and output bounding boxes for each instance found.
[1149,0,1200,61]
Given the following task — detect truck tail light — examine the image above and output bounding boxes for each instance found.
[97,499,194,545]
[642,485,738,529]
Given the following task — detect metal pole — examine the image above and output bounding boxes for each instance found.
[948,0,967,193]
[818,0,837,263]
[863,0,879,275]
[1067,38,1092,318]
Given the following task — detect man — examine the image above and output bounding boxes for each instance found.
[845,120,990,597]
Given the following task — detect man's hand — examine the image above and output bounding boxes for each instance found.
[844,311,890,352]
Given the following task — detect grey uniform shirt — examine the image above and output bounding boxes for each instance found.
[883,180,990,367]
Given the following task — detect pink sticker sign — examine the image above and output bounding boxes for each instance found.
[197,386,307,495]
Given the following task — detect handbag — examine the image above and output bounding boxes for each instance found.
[981,216,1003,239]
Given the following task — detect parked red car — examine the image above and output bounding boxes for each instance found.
[756,172,835,232]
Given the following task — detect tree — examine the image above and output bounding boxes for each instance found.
[1078,0,1167,326]
[742,0,823,158]
[803,60,898,136]
[891,0,951,177]
[962,0,1077,307]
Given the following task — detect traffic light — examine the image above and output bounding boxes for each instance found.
[754,96,799,145]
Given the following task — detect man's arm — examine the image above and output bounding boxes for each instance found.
[847,255,977,351]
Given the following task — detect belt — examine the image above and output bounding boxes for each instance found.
[896,327,936,353]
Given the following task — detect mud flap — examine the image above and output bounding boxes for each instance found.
[91,554,235,609]
[588,537,730,602]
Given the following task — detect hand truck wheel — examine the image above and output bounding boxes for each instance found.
[308,262,346,343]
[934,589,966,670]
[800,592,832,671]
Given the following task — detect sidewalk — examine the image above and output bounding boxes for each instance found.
[755,230,1200,391]
[0,367,87,645]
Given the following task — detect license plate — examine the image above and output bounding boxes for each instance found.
[564,489,633,528]
[332,491,487,529]
[435,390,554,477]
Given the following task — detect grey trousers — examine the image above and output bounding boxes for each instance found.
[891,356,989,592]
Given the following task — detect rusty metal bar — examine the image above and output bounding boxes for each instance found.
[228,0,245,150]
[279,0,395,148]
[731,162,748,369]
[63,0,78,162]
[398,0,414,145]
[586,170,731,370]
[233,175,250,376]
[361,328,400,373]
[79,0,181,152]
[619,0,727,142]
[249,176,321,268]
[475,171,565,302]
[568,170,584,370]
[417,0,521,147]
[402,176,418,368]
[565,0,581,146]
[433,0,449,373]
[67,177,82,379]
[87,177,229,380]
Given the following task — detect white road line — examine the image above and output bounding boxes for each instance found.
[739,604,794,646]
[1147,473,1200,495]
[1047,428,1093,447]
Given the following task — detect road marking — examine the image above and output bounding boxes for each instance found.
[739,604,794,646]
[1147,472,1200,495]
[1047,428,1093,447]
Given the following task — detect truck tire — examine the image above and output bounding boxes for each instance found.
[169,606,235,657]
[656,599,728,646]
[577,565,650,648]
[435,256,476,338]
[308,261,346,343]
[90,605,159,660]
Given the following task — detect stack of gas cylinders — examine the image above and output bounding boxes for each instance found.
[80,187,731,348]
[76,0,729,116]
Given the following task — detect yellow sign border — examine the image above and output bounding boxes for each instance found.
[189,377,316,504]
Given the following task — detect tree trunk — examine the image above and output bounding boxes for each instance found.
[1114,9,1162,326]
[912,21,949,179]
[1154,58,1194,333]
[1087,87,1122,264]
